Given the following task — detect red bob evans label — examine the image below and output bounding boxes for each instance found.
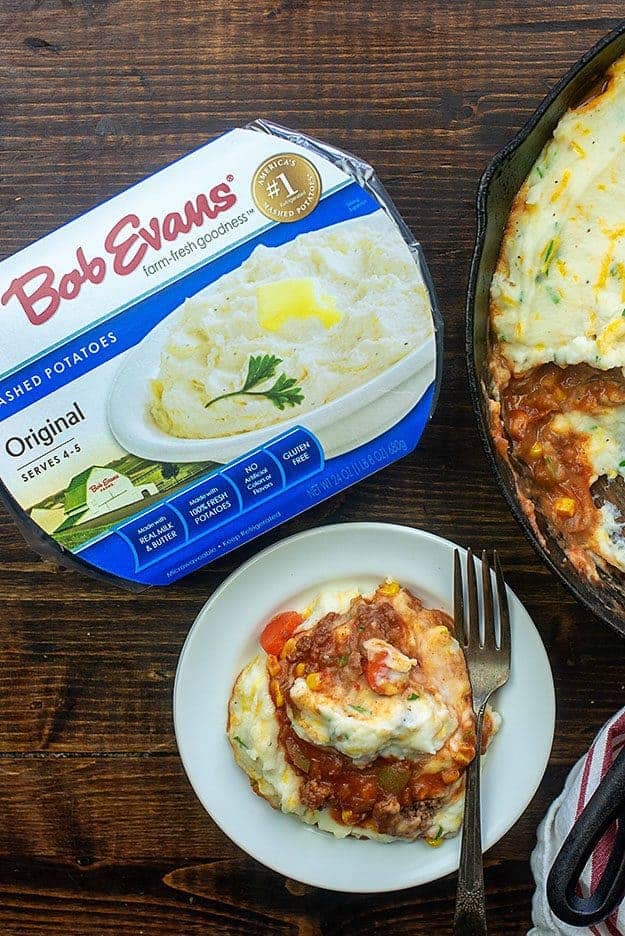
[0,121,439,587]
[3,184,237,326]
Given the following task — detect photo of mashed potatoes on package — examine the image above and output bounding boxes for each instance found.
[0,119,440,587]
[148,210,433,442]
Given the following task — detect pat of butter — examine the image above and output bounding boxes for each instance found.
[256,278,342,332]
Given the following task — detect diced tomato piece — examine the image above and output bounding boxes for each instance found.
[364,655,406,696]
[364,657,388,693]
[259,611,303,656]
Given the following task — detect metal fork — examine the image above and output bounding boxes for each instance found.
[452,549,511,936]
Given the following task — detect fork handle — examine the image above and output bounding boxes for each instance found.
[453,706,487,936]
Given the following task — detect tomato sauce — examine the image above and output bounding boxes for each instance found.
[276,707,439,824]
[501,363,625,541]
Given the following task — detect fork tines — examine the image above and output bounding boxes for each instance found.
[453,548,511,661]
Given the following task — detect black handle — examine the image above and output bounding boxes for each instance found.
[547,745,625,927]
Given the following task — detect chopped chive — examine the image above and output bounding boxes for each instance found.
[408,693,420,701]
[543,239,556,265]
[233,736,249,749]
[337,653,349,666]
[539,238,559,279]
[349,704,372,715]
[546,286,561,304]
[545,456,560,479]
[536,166,544,179]
[619,460,625,468]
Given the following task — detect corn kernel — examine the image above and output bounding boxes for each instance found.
[554,496,577,518]
[306,672,321,691]
[377,680,402,697]
[266,656,281,677]
[271,679,284,708]
[379,579,400,597]
[453,749,474,766]
[280,638,296,660]
[425,835,444,848]
[341,809,353,824]
[294,662,306,677]
[528,442,543,459]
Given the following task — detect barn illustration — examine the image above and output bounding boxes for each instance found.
[30,466,159,534]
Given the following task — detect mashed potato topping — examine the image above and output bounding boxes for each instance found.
[490,54,625,579]
[227,581,499,842]
[491,55,625,375]
[288,667,455,763]
[150,210,432,439]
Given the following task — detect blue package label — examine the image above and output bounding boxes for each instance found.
[169,476,241,540]
[90,427,325,576]
[119,507,188,570]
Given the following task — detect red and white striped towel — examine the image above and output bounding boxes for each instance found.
[530,707,625,935]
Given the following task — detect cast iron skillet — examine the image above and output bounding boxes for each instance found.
[467,20,625,638]
[466,22,625,926]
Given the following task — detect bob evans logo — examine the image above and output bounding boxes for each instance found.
[90,474,120,494]
[1,180,237,325]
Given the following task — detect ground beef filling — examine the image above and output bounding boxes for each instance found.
[276,711,440,836]
[288,597,408,676]
[500,363,625,544]
[266,593,462,838]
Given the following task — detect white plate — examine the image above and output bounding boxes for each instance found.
[107,312,436,463]
[173,523,555,893]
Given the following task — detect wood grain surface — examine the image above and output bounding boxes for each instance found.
[1,1,624,933]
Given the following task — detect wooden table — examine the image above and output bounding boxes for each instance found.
[1,2,624,933]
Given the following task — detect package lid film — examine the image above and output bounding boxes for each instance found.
[0,121,442,587]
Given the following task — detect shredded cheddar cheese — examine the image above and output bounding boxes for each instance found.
[549,169,571,203]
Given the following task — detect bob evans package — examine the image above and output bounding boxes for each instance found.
[0,121,441,587]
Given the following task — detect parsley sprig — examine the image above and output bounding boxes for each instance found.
[205,354,304,411]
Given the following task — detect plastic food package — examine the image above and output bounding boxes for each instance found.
[0,120,441,587]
